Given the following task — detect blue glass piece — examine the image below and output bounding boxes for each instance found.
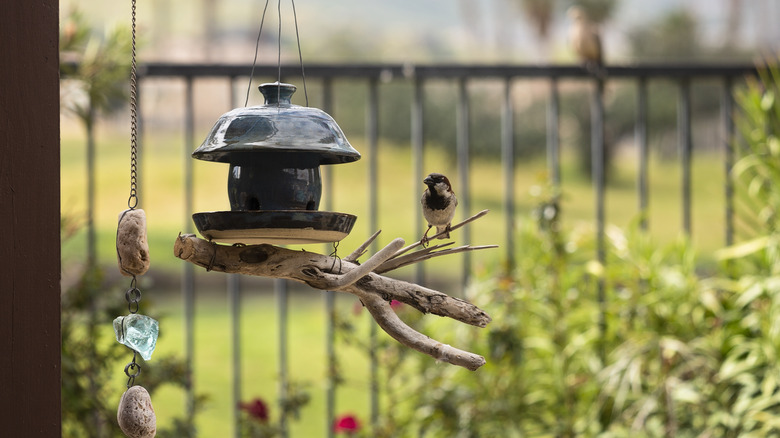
[113,314,159,360]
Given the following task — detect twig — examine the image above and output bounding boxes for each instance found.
[377,244,499,274]
[344,229,381,263]
[390,209,491,260]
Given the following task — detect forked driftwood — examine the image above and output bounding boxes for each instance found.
[174,210,496,371]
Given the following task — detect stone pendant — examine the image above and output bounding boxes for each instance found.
[113,314,159,360]
[117,385,157,438]
[116,208,150,277]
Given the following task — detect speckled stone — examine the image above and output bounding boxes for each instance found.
[116,209,150,276]
[117,386,156,438]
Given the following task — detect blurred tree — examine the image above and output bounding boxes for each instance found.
[628,8,700,61]
[566,0,618,24]
[60,10,132,268]
[516,0,556,61]
[60,10,205,437]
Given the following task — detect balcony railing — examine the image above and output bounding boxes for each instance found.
[123,62,758,437]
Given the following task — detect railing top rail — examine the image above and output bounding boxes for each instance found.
[125,62,759,80]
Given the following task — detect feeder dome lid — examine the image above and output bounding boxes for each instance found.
[192,82,360,164]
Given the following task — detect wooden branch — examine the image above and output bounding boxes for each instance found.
[174,233,491,370]
[358,291,486,371]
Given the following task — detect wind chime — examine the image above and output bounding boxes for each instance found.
[114,0,158,437]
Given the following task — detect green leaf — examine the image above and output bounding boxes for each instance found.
[715,236,771,260]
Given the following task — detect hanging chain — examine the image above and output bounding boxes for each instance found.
[124,0,142,388]
[127,0,139,209]
[123,275,143,388]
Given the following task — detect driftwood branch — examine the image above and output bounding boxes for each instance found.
[173,210,495,371]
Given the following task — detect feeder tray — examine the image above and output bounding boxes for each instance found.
[192,210,356,245]
[191,82,360,245]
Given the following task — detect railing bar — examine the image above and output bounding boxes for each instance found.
[456,78,471,295]
[367,77,380,430]
[637,78,649,230]
[412,78,425,286]
[130,62,759,80]
[591,78,606,360]
[182,76,196,428]
[679,79,693,235]
[275,278,289,438]
[547,79,561,185]
[723,77,735,246]
[501,77,516,272]
[321,77,336,438]
[227,76,242,438]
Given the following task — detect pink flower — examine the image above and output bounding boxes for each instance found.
[239,398,269,423]
[333,413,361,434]
[390,300,402,310]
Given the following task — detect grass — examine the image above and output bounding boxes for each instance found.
[147,289,373,437]
[62,120,731,435]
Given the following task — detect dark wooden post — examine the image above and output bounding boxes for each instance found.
[0,0,61,436]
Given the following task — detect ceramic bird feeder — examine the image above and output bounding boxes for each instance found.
[191,82,360,245]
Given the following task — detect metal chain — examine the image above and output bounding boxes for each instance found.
[123,275,142,388]
[128,0,139,209]
[124,0,141,389]
[125,351,142,388]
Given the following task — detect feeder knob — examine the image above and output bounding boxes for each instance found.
[259,82,297,105]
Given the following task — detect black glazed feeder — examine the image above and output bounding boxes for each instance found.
[191,82,360,245]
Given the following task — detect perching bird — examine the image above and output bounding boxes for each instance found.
[568,6,603,73]
[420,173,458,245]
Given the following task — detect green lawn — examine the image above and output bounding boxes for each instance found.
[147,289,373,437]
[62,124,732,434]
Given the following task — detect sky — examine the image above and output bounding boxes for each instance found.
[60,0,780,63]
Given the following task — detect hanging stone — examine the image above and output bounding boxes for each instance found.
[113,314,159,360]
[117,208,150,276]
[117,385,157,438]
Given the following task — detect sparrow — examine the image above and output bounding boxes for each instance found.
[420,172,458,245]
[568,6,603,74]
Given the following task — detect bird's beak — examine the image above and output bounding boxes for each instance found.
[423,176,434,185]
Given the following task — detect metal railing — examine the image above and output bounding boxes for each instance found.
[133,62,757,437]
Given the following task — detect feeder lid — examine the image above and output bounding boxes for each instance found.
[192,82,360,164]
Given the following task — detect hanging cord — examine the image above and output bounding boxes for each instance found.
[245,0,271,107]
[127,0,139,209]
[329,241,342,274]
[291,0,308,106]
[245,0,309,108]
[276,0,282,106]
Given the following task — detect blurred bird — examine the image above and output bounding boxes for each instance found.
[420,173,458,245]
[568,6,603,73]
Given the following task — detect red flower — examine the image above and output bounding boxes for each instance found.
[239,398,269,423]
[333,413,361,434]
[390,300,402,310]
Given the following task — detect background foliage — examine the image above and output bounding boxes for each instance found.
[334,59,780,437]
